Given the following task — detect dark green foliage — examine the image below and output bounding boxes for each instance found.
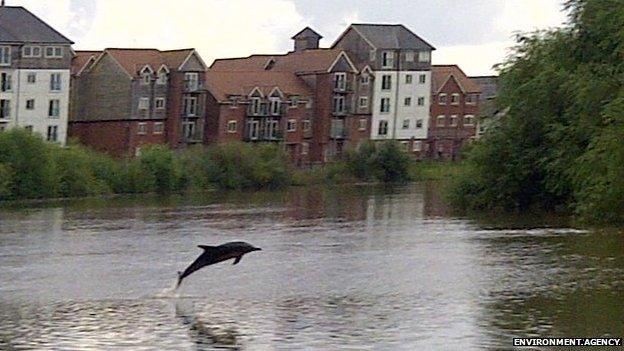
[346,141,411,183]
[450,0,624,223]
[136,145,184,194]
[0,163,13,199]
[0,129,57,199]
[52,145,110,197]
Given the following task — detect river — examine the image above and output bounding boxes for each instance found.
[0,183,622,350]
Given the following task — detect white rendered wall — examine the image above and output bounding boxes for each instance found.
[370,70,431,141]
[0,69,70,145]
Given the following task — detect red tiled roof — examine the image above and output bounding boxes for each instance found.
[210,49,349,74]
[71,50,101,75]
[100,48,200,77]
[205,71,313,102]
[432,65,482,94]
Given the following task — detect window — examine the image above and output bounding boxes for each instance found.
[26,99,35,110]
[334,73,346,90]
[418,51,431,62]
[0,99,10,118]
[402,119,410,129]
[303,119,311,132]
[183,96,198,116]
[416,119,423,128]
[369,49,376,62]
[48,100,60,118]
[378,120,388,136]
[250,97,261,115]
[466,94,478,105]
[153,122,164,134]
[360,75,370,84]
[381,75,392,90]
[359,97,368,109]
[46,125,58,142]
[464,115,475,126]
[404,97,412,106]
[269,98,281,115]
[439,94,447,105]
[157,71,168,85]
[333,95,346,114]
[287,119,297,132]
[45,46,63,58]
[380,98,390,113]
[155,98,165,110]
[419,74,426,84]
[185,72,199,91]
[401,141,410,152]
[22,46,41,58]
[24,125,33,133]
[451,94,460,105]
[356,118,366,131]
[413,141,422,152]
[27,73,36,84]
[138,97,150,110]
[141,72,151,85]
[137,122,148,135]
[290,95,299,107]
[0,46,11,66]
[382,51,394,68]
[405,51,415,62]
[450,115,458,126]
[227,120,237,133]
[301,142,309,155]
[183,121,196,139]
[50,73,61,91]
[437,115,446,127]
[405,74,413,84]
[0,72,11,92]
[417,97,425,106]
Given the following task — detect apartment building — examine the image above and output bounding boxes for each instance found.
[209,27,368,164]
[69,48,208,156]
[332,24,435,156]
[0,5,73,144]
[470,75,502,138]
[428,65,481,160]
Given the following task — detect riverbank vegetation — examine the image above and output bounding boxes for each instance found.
[0,129,443,202]
[449,0,624,224]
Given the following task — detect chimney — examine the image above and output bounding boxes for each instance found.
[1,0,5,7]
[291,27,323,52]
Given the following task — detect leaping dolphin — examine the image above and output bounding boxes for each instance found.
[176,242,261,288]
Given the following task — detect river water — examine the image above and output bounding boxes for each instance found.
[0,183,622,350]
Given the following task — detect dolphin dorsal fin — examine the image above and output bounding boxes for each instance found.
[198,245,217,251]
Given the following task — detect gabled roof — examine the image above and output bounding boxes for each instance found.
[72,50,102,75]
[210,49,356,75]
[91,48,206,77]
[332,24,435,51]
[205,71,312,102]
[292,27,323,40]
[0,6,73,44]
[469,76,499,99]
[432,65,482,94]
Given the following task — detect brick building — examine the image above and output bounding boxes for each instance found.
[428,65,481,160]
[68,48,208,156]
[209,27,368,164]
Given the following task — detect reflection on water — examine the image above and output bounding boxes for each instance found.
[0,183,622,350]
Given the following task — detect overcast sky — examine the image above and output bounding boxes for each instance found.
[16,0,567,75]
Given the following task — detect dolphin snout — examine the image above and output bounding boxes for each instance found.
[252,247,262,251]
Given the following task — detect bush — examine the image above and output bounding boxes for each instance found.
[345,141,411,183]
[0,163,13,199]
[136,145,184,194]
[0,129,58,199]
[52,145,110,197]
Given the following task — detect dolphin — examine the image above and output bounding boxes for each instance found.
[176,241,261,288]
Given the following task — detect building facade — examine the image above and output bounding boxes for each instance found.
[209,29,369,164]
[0,6,73,144]
[332,24,435,157]
[68,48,208,156]
[428,65,481,160]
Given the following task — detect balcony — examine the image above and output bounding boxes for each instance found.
[184,80,204,92]
[247,103,286,117]
[333,80,354,93]
[243,129,284,142]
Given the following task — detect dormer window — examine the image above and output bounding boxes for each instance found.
[44,46,63,58]
[270,98,281,116]
[334,73,346,90]
[157,67,169,85]
[185,72,199,91]
[418,51,431,63]
[140,66,153,85]
[382,51,394,68]
[360,74,370,84]
[251,97,261,115]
